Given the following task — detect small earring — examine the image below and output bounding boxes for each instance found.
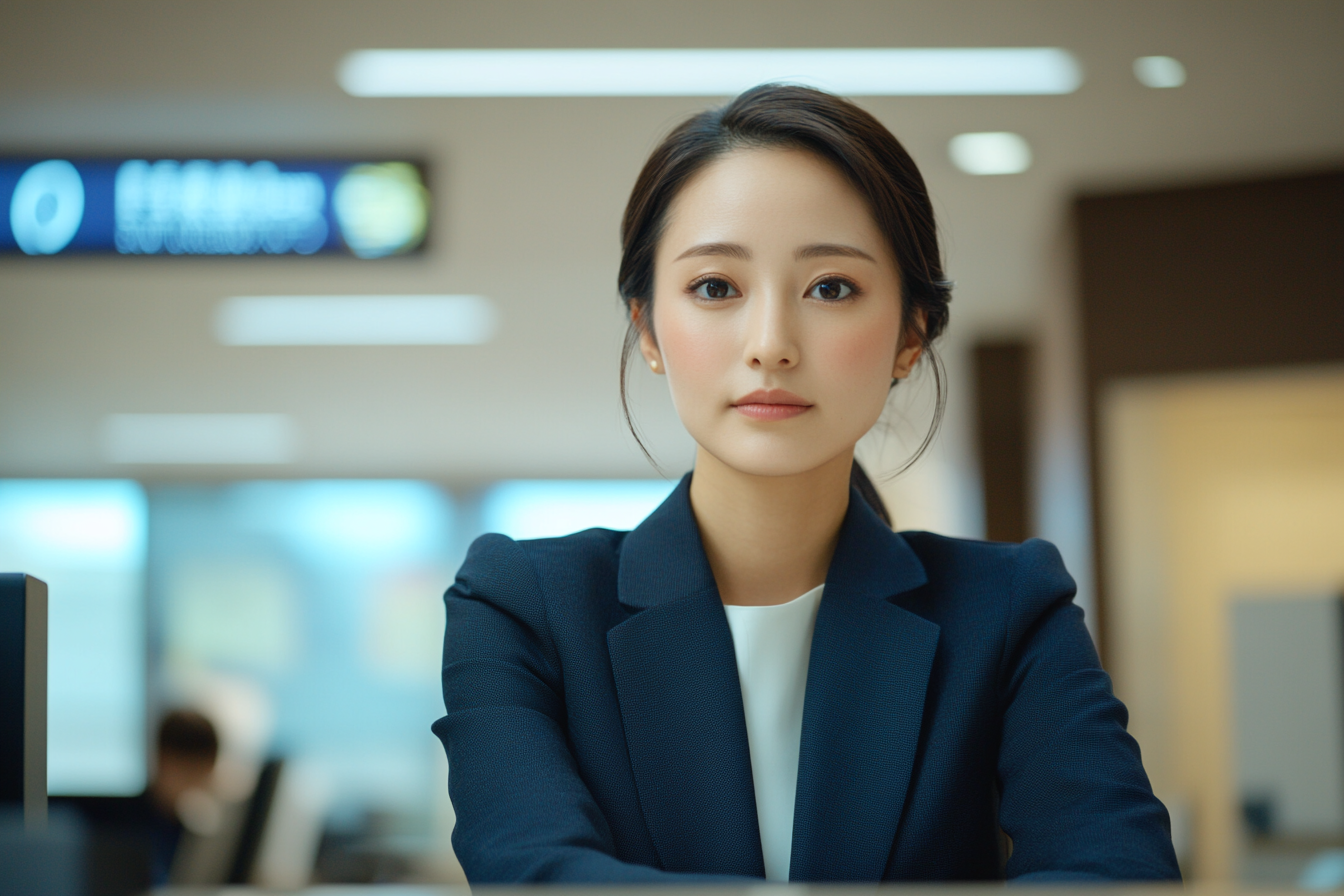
[649,359,660,372]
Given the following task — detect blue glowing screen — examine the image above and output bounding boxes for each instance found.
[481,479,677,540]
[0,476,675,812]
[0,157,430,258]
[0,480,148,795]
[147,480,460,820]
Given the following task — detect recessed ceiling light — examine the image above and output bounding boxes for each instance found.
[1133,56,1186,88]
[337,48,1083,97]
[102,414,297,464]
[215,295,498,346]
[948,132,1033,176]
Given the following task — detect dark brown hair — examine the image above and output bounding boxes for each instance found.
[617,84,952,525]
[157,708,219,764]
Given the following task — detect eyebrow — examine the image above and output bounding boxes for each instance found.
[671,241,878,263]
[673,242,751,261]
[794,243,877,262]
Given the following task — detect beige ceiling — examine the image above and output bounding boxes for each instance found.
[2,0,1342,482]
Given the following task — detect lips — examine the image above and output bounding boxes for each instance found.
[732,388,813,421]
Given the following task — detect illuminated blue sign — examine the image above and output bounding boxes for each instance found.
[0,157,430,258]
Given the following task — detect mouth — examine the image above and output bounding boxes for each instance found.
[731,388,813,421]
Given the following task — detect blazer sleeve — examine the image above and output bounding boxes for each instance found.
[996,538,1182,882]
[431,534,741,884]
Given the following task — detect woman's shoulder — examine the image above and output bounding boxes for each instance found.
[452,527,629,608]
[897,530,1069,574]
[893,531,1077,624]
[465,526,629,559]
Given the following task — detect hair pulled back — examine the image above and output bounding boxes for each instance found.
[617,84,952,525]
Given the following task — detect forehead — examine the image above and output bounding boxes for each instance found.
[659,147,886,254]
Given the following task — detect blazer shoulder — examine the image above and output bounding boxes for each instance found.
[899,528,1063,556]
[894,532,1077,627]
[897,531,1071,586]
[454,527,629,615]
[513,526,629,563]
[459,527,626,574]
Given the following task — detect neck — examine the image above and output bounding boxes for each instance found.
[689,446,853,606]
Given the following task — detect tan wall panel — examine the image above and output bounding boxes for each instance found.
[1102,367,1344,880]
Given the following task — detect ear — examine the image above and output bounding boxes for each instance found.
[633,303,665,374]
[892,309,926,379]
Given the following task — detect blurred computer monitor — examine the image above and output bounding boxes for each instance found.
[0,573,46,829]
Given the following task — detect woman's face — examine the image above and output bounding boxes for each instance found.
[642,147,922,478]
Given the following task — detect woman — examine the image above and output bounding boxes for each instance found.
[432,85,1180,883]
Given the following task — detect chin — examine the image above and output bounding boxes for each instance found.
[698,431,853,479]
[719,455,823,478]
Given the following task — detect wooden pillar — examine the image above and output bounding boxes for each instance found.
[973,341,1032,544]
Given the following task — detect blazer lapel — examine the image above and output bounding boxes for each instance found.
[607,475,765,877]
[789,493,939,882]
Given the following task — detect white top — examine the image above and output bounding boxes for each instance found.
[722,583,825,882]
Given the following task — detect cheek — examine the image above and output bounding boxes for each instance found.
[825,315,901,396]
[653,302,734,391]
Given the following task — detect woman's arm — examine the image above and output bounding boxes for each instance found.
[432,534,743,883]
[996,539,1182,882]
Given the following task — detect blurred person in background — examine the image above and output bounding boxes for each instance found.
[434,85,1180,884]
[143,709,220,880]
[61,709,219,888]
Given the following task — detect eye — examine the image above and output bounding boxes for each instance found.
[807,278,855,301]
[691,278,739,300]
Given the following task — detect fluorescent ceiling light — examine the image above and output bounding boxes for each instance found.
[1133,55,1186,89]
[948,132,1033,175]
[215,295,497,346]
[338,48,1082,97]
[102,414,297,464]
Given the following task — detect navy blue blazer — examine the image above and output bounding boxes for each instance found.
[432,475,1180,883]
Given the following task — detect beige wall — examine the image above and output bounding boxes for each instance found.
[1101,366,1344,879]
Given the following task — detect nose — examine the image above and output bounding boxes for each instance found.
[742,286,799,371]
